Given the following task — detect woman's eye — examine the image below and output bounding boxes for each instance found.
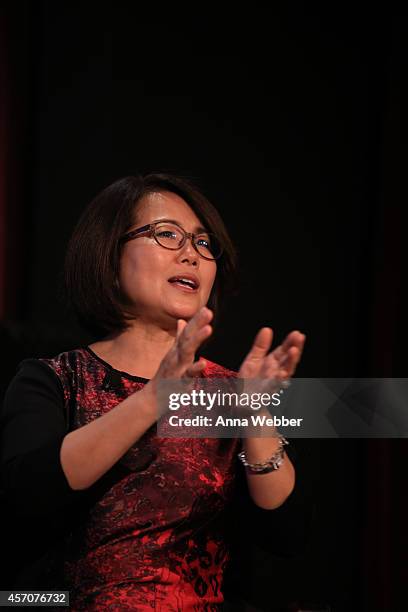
[157,230,177,239]
[197,238,210,247]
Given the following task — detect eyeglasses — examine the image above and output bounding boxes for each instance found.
[119,220,223,260]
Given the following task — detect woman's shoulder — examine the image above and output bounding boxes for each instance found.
[39,346,110,392]
[39,346,88,375]
[13,350,237,386]
[6,348,92,405]
[4,349,84,395]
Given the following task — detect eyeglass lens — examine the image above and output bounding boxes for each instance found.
[154,223,221,259]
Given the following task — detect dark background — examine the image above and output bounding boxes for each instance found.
[1,3,407,611]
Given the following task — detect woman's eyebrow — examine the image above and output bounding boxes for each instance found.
[154,218,208,233]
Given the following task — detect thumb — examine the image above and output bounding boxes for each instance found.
[176,319,188,339]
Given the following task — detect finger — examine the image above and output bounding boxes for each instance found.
[161,328,211,378]
[177,319,188,338]
[176,307,211,346]
[276,345,304,378]
[177,307,213,353]
[279,331,305,354]
[176,324,213,367]
[282,336,305,368]
[278,347,300,377]
[263,331,306,378]
[238,328,273,378]
[246,328,274,361]
[184,358,207,378]
[188,306,213,334]
[272,331,305,363]
[158,311,213,379]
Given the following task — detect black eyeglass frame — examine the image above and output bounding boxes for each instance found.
[119,221,223,261]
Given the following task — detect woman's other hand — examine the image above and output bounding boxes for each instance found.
[238,328,306,387]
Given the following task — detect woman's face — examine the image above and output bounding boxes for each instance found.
[118,190,217,327]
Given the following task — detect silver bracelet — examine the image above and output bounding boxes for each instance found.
[238,434,289,475]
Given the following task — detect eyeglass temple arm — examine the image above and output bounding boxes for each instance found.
[120,224,153,243]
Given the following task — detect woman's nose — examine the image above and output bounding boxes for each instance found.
[176,237,200,266]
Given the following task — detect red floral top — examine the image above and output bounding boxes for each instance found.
[40,347,241,611]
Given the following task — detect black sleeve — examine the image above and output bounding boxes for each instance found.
[223,442,317,610]
[0,358,84,518]
[232,441,317,558]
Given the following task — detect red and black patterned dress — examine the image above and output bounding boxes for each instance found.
[36,347,241,611]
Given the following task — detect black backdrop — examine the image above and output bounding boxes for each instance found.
[1,3,407,611]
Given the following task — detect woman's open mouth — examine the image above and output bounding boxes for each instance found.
[168,275,200,292]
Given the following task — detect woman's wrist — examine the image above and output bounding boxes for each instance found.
[136,382,161,420]
[239,434,289,474]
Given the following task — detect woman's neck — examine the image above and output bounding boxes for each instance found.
[89,319,177,379]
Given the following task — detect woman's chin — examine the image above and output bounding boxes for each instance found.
[165,301,202,322]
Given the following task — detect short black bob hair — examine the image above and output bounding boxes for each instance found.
[64,173,238,338]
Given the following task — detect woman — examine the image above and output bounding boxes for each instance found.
[0,173,305,610]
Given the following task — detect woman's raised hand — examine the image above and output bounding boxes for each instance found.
[238,328,306,390]
[152,306,213,384]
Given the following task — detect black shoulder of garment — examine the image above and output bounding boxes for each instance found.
[0,358,82,515]
[0,358,85,589]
